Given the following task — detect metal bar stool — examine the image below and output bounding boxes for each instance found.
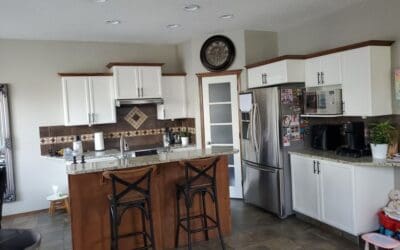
[175,157,225,250]
[103,166,156,250]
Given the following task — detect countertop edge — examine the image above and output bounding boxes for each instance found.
[67,148,239,175]
[289,150,400,168]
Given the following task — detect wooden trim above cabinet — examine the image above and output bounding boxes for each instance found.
[196,69,242,78]
[244,40,395,69]
[58,73,113,77]
[305,40,395,59]
[162,73,187,76]
[245,55,306,69]
[106,62,164,68]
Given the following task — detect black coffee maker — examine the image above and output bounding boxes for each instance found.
[336,122,371,157]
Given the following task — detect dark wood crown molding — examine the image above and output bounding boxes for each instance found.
[305,40,395,59]
[58,73,113,77]
[245,55,306,69]
[244,40,395,69]
[196,69,242,78]
[106,62,164,69]
[162,73,187,76]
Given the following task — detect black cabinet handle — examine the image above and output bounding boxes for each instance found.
[317,161,320,174]
[317,72,320,85]
[321,72,324,84]
[313,160,316,174]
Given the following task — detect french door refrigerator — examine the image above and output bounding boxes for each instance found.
[240,84,304,218]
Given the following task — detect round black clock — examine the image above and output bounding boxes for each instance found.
[200,35,235,72]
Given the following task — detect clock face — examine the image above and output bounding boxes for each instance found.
[200,35,235,71]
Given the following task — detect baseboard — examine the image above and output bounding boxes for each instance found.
[2,208,48,219]
[295,213,361,245]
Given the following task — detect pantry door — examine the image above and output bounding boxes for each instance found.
[201,73,242,198]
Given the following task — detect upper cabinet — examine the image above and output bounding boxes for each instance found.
[305,53,342,87]
[157,74,187,120]
[61,75,116,126]
[341,46,392,116]
[247,58,305,89]
[107,63,163,99]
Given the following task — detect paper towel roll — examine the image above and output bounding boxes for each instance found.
[94,132,105,151]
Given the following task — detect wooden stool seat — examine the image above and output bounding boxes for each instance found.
[46,194,70,216]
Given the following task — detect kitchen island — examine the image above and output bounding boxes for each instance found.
[67,147,237,250]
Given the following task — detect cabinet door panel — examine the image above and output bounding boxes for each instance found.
[320,53,342,85]
[158,76,186,120]
[290,155,320,219]
[113,67,139,99]
[341,47,371,116]
[62,77,90,126]
[319,160,354,233]
[139,66,162,98]
[89,76,116,125]
[247,67,262,89]
[305,58,321,87]
[266,61,287,85]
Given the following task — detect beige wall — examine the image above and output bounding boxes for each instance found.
[245,30,278,65]
[277,0,400,113]
[0,39,181,215]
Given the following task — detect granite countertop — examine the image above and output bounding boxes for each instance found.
[42,144,197,162]
[66,146,238,175]
[289,148,400,167]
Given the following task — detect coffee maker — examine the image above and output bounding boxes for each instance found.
[336,122,371,157]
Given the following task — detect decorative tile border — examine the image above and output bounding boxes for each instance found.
[40,126,196,145]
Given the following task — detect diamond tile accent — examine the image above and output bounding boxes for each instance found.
[124,107,148,129]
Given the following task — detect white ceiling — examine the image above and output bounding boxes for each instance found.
[0,0,364,44]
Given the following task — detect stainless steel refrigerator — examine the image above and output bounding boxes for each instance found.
[240,84,304,218]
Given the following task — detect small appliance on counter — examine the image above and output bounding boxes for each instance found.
[304,85,342,115]
[310,124,342,150]
[336,122,371,158]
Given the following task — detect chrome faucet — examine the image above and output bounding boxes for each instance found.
[119,135,129,158]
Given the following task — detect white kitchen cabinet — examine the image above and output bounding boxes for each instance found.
[62,76,116,126]
[305,53,342,87]
[111,66,162,100]
[341,46,392,116]
[290,153,394,236]
[247,59,304,89]
[290,154,320,219]
[157,75,187,120]
[89,76,116,125]
[112,67,140,99]
[139,66,162,98]
[319,160,354,233]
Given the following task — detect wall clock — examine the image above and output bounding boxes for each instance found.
[200,35,235,72]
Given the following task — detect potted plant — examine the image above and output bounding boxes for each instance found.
[369,121,396,159]
[180,130,190,147]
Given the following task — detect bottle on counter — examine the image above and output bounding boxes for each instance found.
[163,128,170,147]
[73,135,83,155]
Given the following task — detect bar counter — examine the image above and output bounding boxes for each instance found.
[67,147,237,250]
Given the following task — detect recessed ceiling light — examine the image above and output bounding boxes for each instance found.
[105,20,121,25]
[184,4,200,12]
[166,24,181,29]
[94,0,108,3]
[219,14,234,20]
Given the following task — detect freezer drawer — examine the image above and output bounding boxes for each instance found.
[243,161,282,216]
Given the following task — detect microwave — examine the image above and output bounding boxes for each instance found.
[304,87,342,115]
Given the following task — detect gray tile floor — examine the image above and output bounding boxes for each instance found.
[2,199,359,250]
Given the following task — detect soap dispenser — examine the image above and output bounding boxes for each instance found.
[73,135,83,155]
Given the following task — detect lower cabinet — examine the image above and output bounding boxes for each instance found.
[290,154,394,236]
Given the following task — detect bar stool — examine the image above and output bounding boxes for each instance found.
[103,166,156,250]
[175,157,225,250]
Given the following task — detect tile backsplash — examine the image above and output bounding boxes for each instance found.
[39,104,195,155]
